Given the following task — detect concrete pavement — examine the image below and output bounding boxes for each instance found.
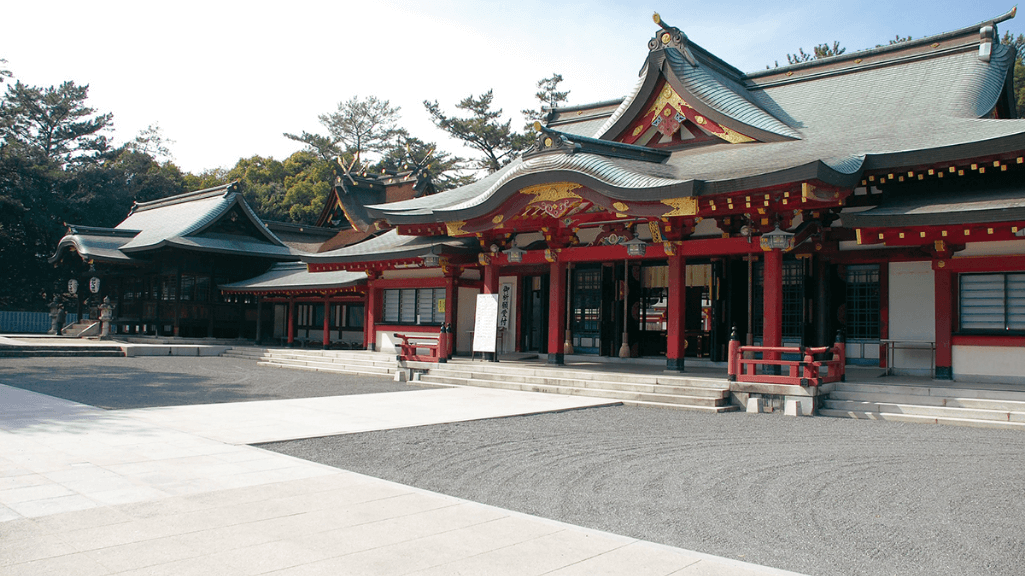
[1,382,806,575]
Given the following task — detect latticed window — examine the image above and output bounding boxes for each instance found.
[383,288,445,324]
[845,264,880,339]
[959,273,1025,332]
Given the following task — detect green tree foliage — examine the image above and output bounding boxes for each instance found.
[787,41,846,64]
[425,90,530,173]
[521,73,570,129]
[0,69,192,309]
[222,151,329,225]
[375,136,474,191]
[285,95,405,162]
[1002,32,1025,118]
[1,80,113,166]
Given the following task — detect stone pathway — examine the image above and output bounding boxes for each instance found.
[0,383,805,575]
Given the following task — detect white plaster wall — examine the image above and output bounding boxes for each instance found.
[952,346,1025,383]
[692,217,721,237]
[888,261,935,373]
[956,240,1025,257]
[457,286,480,354]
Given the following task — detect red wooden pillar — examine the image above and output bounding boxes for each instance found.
[286,298,295,346]
[483,262,499,295]
[666,254,687,371]
[763,248,783,355]
[365,278,378,351]
[322,298,330,348]
[548,260,567,365]
[934,264,953,379]
[444,274,456,358]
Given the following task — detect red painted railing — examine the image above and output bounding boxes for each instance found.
[728,336,845,387]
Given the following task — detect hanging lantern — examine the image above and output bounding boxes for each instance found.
[761,226,795,251]
[89,277,101,294]
[68,279,79,294]
[503,242,525,263]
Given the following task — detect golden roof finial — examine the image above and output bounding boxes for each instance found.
[533,120,543,132]
[653,12,661,25]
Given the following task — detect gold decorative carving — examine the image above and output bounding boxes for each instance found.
[478,253,491,266]
[632,125,644,137]
[647,84,690,119]
[663,241,675,256]
[519,182,583,204]
[718,125,756,144]
[492,215,504,225]
[544,248,559,262]
[613,202,629,212]
[446,221,467,236]
[648,221,664,243]
[661,197,698,218]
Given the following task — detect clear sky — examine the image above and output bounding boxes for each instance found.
[2,0,1020,173]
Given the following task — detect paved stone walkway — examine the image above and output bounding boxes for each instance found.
[0,382,806,575]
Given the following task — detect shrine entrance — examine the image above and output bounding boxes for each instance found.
[521,275,548,353]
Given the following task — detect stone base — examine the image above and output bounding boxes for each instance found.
[666,357,685,372]
[746,397,764,413]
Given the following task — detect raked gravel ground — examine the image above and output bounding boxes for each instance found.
[261,405,1025,576]
[0,356,432,409]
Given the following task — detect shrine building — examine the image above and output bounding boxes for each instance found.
[302,9,1025,383]
[52,9,1025,385]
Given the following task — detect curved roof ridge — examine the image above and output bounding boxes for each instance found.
[746,7,1017,80]
[128,182,237,214]
[663,46,801,140]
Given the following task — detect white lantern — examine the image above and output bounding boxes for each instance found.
[89,277,101,294]
[68,279,79,294]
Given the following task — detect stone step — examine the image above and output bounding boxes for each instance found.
[829,390,1025,412]
[418,372,725,397]
[256,357,395,375]
[420,364,728,390]
[817,408,1025,430]
[833,382,1025,403]
[621,399,740,413]
[0,348,126,358]
[822,399,1025,423]
[416,374,729,408]
[256,360,396,378]
[252,353,397,369]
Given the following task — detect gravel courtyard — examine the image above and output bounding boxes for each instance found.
[262,405,1025,576]
[4,356,1023,575]
[0,356,428,409]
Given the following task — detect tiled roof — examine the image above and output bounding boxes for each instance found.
[842,185,1025,228]
[367,16,1025,225]
[51,183,298,263]
[302,230,477,265]
[220,262,365,293]
[49,227,138,264]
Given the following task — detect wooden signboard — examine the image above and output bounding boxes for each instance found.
[472,293,499,354]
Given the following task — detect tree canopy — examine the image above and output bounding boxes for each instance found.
[284,95,405,162]
[521,73,569,130]
[425,90,530,173]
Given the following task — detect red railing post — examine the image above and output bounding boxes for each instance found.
[727,326,739,382]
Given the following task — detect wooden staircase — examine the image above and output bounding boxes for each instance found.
[819,382,1025,430]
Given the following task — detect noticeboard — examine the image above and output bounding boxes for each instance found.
[472,293,499,353]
